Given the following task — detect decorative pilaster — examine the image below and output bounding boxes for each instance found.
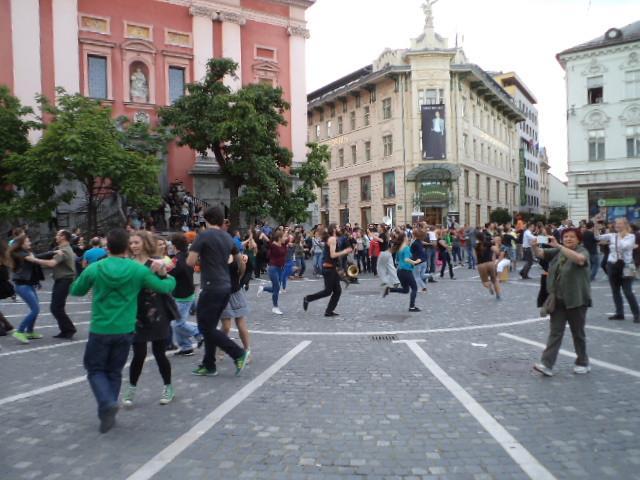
[189,5,217,20]
[218,11,246,26]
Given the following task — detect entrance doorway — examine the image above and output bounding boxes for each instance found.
[423,207,443,226]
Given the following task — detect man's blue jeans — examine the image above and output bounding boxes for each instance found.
[264,266,282,307]
[466,244,476,269]
[83,332,133,418]
[14,284,40,333]
[425,247,436,274]
[590,253,599,281]
[173,300,200,351]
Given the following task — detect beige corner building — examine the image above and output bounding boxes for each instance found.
[307,4,525,227]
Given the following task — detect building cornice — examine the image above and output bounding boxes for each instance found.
[556,41,639,69]
[167,1,309,30]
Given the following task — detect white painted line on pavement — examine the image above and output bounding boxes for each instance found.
[0,354,156,407]
[402,340,557,480]
[31,321,90,330]
[0,339,88,357]
[1,301,92,306]
[3,310,91,319]
[499,333,640,379]
[586,325,640,337]
[127,340,312,480]
[244,316,548,336]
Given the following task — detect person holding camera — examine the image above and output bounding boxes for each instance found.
[598,218,639,323]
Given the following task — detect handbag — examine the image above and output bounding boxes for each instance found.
[540,292,556,317]
[623,263,637,279]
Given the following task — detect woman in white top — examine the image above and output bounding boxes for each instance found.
[599,218,639,322]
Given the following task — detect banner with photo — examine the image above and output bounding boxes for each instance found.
[421,104,446,160]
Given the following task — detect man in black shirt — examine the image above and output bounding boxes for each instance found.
[582,221,599,281]
[187,207,249,376]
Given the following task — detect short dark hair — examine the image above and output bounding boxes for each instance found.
[58,230,72,242]
[90,237,101,247]
[562,227,582,242]
[171,233,188,252]
[203,207,224,226]
[586,221,594,229]
[107,228,129,255]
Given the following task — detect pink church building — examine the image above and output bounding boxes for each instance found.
[0,0,314,208]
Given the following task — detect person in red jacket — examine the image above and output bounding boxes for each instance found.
[368,228,381,276]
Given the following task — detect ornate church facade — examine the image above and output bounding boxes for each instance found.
[1,0,314,210]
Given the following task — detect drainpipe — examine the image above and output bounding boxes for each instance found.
[400,73,408,224]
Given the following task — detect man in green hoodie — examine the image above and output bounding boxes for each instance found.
[71,228,176,433]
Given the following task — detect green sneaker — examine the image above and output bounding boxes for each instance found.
[25,332,43,340]
[235,350,251,376]
[192,365,218,376]
[160,384,175,405]
[12,331,30,344]
[122,384,136,407]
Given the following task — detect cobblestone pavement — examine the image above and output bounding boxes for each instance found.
[1,264,639,480]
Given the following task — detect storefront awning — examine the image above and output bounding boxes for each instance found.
[406,163,461,182]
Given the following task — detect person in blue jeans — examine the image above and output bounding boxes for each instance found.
[169,233,202,356]
[410,229,429,292]
[70,228,176,433]
[257,230,287,315]
[465,226,477,269]
[9,235,45,344]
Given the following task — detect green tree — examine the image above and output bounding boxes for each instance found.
[4,90,163,234]
[489,207,512,225]
[548,206,568,225]
[0,86,39,211]
[160,58,326,227]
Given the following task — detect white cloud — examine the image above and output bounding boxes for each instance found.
[306,0,640,180]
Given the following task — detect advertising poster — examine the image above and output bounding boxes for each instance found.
[421,104,446,160]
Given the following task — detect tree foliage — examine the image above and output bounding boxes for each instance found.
[160,58,327,226]
[489,207,512,225]
[0,86,39,209]
[548,206,568,225]
[3,90,164,233]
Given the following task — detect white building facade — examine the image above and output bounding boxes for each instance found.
[494,73,542,214]
[558,21,640,224]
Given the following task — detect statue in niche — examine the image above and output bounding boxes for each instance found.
[130,67,148,102]
[422,0,438,28]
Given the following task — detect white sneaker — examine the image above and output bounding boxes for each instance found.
[257,285,264,298]
[272,307,283,315]
[281,289,286,294]
[533,362,553,377]
[573,365,591,374]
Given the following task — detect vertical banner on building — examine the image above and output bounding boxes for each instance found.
[421,104,446,160]
[519,148,526,206]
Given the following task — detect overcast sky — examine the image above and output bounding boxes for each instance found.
[305,0,640,180]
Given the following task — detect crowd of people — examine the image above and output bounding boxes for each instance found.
[1,210,639,432]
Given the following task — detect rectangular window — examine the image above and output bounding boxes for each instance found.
[383,135,393,157]
[330,104,336,118]
[588,130,605,161]
[365,141,371,162]
[465,203,470,225]
[364,106,370,126]
[355,95,361,108]
[627,126,640,157]
[361,207,372,227]
[383,171,395,198]
[625,70,640,99]
[319,110,324,122]
[351,144,357,164]
[326,121,332,138]
[464,170,469,196]
[473,139,477,159]
[360,176,371,201]
[168,66,185,104]
[315,125,320,140]
[587,76,603,104]
[475,174,480,200]
[425,89,438,105]
[88,55,108,99]
[339,180,349,204]
[382,98,392,120]
[339,208,349,225]
[496,180,500,202]
[338,148,344,167]
[337,116,343,135]
[350,111,356,130]
[369,86,376,103]
[476,204,481,226]
[486,177,491,201]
